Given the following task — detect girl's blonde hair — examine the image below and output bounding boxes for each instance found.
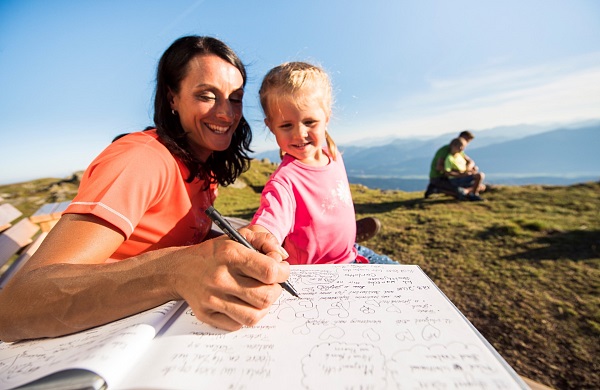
[259,61,338,160]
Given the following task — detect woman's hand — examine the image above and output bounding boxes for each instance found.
[171,229,290,331]
[0,216,290,341]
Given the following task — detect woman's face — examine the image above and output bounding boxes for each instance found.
[170,55,244,161]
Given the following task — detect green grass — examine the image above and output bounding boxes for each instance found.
[217,161,600,390]
[1,161,598,389]
[0,177,79,218]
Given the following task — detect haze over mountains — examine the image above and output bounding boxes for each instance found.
[252,121,600,192]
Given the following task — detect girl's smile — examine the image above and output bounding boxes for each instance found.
[265,91,330,167]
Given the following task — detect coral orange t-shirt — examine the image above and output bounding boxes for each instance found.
[64,130,217,261]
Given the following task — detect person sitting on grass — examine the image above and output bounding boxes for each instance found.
[425,130,480,200]
[444,137,486,201]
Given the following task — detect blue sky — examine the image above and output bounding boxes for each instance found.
[1,0,599,184]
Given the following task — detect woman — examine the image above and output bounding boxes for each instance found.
[0,36,291,342]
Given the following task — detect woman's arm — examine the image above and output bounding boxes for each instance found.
[0,214,290,341]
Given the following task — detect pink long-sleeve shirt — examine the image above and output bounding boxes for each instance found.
[252,152,358,265]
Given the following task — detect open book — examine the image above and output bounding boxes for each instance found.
[0,265,528,389]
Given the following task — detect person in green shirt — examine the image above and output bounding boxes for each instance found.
[443,137,485,201]
[425,130,481,200]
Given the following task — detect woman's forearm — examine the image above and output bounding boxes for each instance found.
[0,246,180,341]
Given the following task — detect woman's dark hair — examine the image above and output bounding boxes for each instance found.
[154,35,252,186]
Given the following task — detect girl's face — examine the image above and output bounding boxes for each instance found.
[265,90,330,166]
[170,55,244,162]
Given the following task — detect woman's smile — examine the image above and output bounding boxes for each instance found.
[170,54,244,161]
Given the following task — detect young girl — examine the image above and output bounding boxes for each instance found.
[250,62,396,265]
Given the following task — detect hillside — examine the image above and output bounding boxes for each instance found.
[1,162,599,389]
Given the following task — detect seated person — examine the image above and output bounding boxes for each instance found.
[425,130,476,199]
[250,61,395,265]
[444,138,485,201]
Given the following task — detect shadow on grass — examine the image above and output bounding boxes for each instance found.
[227,208,258,222]
[354,197,457,214]
[501,229,600,261]
[249,185,265,194]
[228,197,455,223]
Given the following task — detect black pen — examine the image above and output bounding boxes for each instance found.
[205,206,300,298]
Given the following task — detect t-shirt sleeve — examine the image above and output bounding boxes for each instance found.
[444,155,453,172]
[65,140,173,238]
[251,180,295,244]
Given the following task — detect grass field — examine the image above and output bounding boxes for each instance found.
[216,160,600,390]
[1,160,598,389]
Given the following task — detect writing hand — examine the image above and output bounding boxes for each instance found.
[173,234,290,331]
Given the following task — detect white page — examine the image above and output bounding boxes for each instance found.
[0,300,183,389]
[116,265,527,390]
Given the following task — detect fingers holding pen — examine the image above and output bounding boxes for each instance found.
[240,226,290,262]
[174,237,287,330]
[193,267,282,331]
[230,228,292,293]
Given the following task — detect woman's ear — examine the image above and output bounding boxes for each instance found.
[167,89,177,111]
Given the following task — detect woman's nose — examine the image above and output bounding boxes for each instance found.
[215,99,234,121]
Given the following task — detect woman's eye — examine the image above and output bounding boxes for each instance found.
[198,93,216,102]
[231,92,244,102]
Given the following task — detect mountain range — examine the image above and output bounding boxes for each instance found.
[252,121,600,192]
